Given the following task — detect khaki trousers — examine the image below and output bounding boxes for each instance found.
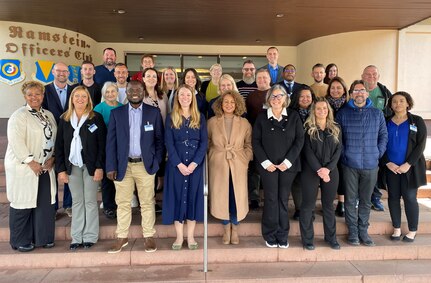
[114,162,155,238]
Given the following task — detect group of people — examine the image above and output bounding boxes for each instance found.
[5,46,427,254]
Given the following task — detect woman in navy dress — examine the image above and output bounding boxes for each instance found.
[162,84,208,250]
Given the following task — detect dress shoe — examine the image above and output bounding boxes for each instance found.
[69,243,81,251]
[18,244,35,252]
[335,201,345,217]
[108,238,128,254]
[144,237,157,252]
[402,235,416,243]
[326,240,340,250]
[293,210,300,221]
[103,209,117,219]
[83,242,95,249]
[43,242,55,248]
[303,243,315,250]
[249,200,259,210]
[390,234,401,241]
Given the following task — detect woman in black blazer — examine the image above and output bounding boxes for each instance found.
[381,91,427,243]
[55,86,106,250]
[300,98,342,250]
[252,84,304,248]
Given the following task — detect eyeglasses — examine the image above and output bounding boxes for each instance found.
[284,69,295,73]
[352,89,367,94]
[270,94,285,100]
[243,68,255,72]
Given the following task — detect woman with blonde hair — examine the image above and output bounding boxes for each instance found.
[201,63,223,102]
[300,98,342,250]
[162,84,208,250]
[208,74,239,118]
[160,67,179,112]
[208,90,252,245]
[55,86,106,250]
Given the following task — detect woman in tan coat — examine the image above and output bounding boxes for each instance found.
[208,90,253,245]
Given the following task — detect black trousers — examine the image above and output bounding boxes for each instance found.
[9,172,55,248]
[300,164,338,245]
[259,167,296,244]
[386,169,419,231]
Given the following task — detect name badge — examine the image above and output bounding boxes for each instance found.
[410,124,417,132]
[88,124,98,133]
[144,123,154,131]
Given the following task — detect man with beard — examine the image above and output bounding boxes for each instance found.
[114,63,129,104]
[336,80,387,247]
[277,64,307,103]
[106,80,164,253]
[94,48,117,85]
[42,62,73,217]
[245,69,272,209]
[71,61,102,106]
[236,60,258,100]
[310,63,328,98]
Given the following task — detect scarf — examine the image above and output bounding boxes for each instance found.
[298,108,310,123]
[327,95,346,112]
[69,111,88,167]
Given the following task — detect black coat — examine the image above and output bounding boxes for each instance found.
[303,127,342,172]
[381,112,427,189]
[42,83,72,124]
[55,112,106,176]
[252,108,304,172]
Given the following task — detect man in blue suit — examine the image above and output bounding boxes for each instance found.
[259,47,283,85]
[106,80,164,254]
[42,62,73,217]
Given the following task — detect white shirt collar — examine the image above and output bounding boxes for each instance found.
[267,107,287,120]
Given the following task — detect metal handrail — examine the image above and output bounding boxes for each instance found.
[203,156,208,273]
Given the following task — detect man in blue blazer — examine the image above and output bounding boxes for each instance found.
[106,80,164,254]
[259,47,284,85]
[42,62,73,216]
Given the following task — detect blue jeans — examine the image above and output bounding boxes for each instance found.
[221,173,239,225]
[342,165,378,239]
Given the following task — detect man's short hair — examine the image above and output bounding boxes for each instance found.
[267,46,279,53]
[115,63,127,69]
[312,63,325,71]
[141,54,155,63]
[243,59,255,66]
[103,48,116,56]
[283,64,296,71]
[81,60,95,67]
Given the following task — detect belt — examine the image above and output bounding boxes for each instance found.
[128,157,142,163]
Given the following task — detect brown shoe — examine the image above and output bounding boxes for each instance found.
[144,237,157,253]
[108,238,128,254]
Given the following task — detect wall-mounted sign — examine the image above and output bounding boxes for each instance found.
[0,59,25,85]
[5,25,93,62]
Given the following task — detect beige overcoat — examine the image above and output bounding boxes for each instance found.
[207,115,253,221]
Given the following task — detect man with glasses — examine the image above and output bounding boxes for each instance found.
[361,65,392,212]
[336,80,387,247]
[42,62,73,217]
[277,64,307,103]
[236,60,258,100]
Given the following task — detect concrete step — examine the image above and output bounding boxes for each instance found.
[1,259,430,282]
[0,235,431,269]
[1,199,431,242]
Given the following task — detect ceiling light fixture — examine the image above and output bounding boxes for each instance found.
[113,9,126,14]
[138,36,144,40]
[255,39,262,43]
[276,13,284,18]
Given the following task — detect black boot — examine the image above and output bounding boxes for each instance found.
[335,201,344,217]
